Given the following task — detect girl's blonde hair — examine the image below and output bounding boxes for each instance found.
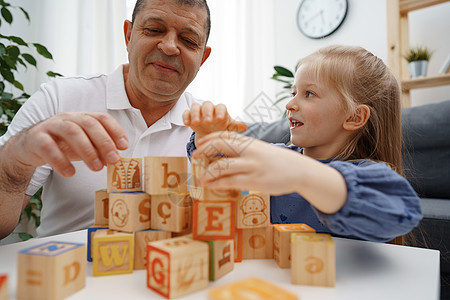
[299,45,403,174]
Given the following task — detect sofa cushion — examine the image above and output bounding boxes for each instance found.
[402,100,450,199]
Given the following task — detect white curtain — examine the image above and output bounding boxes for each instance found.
[3,0,127,95]
[6,0,279,122]
[186,0,279,121]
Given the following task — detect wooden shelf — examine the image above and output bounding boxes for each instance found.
[402,73,450,91]
[387,0,450,107]
[399,0,449,14]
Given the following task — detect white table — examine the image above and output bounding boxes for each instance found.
[0,230,440,300]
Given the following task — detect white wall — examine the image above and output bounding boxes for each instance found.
[272,0,450,107]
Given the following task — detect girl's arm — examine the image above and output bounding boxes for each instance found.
[192,131,348,214]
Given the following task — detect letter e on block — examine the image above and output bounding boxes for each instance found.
[17,242,86,300]
[291,232,335,287]
[193,200,235,240]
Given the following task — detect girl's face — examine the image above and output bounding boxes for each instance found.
[286,63,352,160]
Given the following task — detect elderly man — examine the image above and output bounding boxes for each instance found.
[0,0,244,239]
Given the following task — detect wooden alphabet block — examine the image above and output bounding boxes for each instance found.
[144,156,188,195]
[242,225,274,259]
[134,230,172,270]
[0,274,9,300]
[236,191,270,229]
[234,229,243,263]
[147,236,209,298]
[108,192,151,233]
[151,193,192,233]
[92,229,134,276]
[205,239,234,281]
[208,277,298,300]
[190,158,240,200]
[273,223,315,268]
[87,225,108,262]
[291,232,335,287]
[94,189,109,225]
[192,199,235,240]
[107,157,143,193]
[17,242,86,300]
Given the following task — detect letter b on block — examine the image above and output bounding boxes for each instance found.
[144,157,188,195]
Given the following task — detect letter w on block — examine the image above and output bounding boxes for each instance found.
[193,199,235,240]
[92,229,134,276]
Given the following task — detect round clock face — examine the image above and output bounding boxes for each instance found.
[296,0,348,39]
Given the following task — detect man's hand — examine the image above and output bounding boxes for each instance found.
[182,101,248,141]
[12,112,129,177]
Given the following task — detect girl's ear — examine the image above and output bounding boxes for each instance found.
[343,104,370,131]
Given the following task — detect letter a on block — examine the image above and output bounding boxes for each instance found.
[291,233,335,287]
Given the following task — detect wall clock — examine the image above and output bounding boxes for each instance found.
[296,0,348,39]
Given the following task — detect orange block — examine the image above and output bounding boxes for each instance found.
[0,274,9,300]
[273,223,315,268]
[134,230,172,270]
[208,277,298,300]
[147,236,209,298]
[192,199,235,240]
[234,229,243,263]
[291,232,335,287]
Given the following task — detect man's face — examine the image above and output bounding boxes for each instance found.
[124,0,211,102]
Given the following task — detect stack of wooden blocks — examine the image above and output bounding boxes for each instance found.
[14,155,336,300]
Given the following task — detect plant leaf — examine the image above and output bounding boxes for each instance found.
[18,232,33,241]
[0,67,14,83]
[33,43,53,59]
[22,53,36,67]
[9,35,27,46]
[1,7,13,24]
[47,71,63,77]
[13,80,24,91]
[6,45,20,58]
[274,66,294,77]
[19,7,30,22]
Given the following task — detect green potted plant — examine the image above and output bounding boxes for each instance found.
[403,46,434,78]
[1,1,61,241]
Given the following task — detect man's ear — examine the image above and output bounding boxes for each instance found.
[200,46,211,66]
[343,104,370,131]
[124,20,132,49]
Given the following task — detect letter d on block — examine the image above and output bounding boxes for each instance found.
[63,262,80,285]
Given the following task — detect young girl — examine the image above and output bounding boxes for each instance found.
[183,45,422,242]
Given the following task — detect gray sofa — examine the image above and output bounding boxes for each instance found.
[244,99,450,296]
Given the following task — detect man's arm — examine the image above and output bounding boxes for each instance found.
[0,134,35,239]
[0,112,129,239]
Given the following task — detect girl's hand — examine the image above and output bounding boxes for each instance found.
[192,131,348,214]
[192,131,303,195]
[183,101,248,141]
